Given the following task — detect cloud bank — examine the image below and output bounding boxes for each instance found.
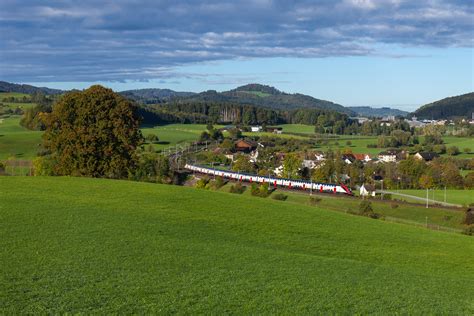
[0,0,472,82]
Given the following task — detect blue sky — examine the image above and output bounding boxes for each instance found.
[1,0,473,110]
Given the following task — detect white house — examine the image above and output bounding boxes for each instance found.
[360,184,376,197]
[250,126,262,132]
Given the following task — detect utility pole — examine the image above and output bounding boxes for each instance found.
[426,188,429,208]
[310,178,313,196]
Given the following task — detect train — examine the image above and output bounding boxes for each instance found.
[185,164,353,195]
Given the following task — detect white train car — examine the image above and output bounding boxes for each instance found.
[185,164,353,195]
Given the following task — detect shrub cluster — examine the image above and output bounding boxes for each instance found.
[250,183,270,198]
[229,183,246,194]
[358,200,381,219]
[272,193,288,201]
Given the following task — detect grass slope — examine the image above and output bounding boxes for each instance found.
[397,189,474,205]
[1,177,473,313]
[0,116,42,160]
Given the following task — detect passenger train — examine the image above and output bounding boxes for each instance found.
[185,164,353,195]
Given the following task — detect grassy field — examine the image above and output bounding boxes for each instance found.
[141,124,218,151]
[395,189,474,206]
[1,177,473,313]
[0,116,42,160]
[0,92,31,100]
[216,183,467,230]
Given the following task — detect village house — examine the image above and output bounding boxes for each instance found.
[378,150,407,163]
[353,153,372,163]
[414,152,439,162]
[359,184,377,197]
[250,126,262,132]
[341,153,356,164]
[235,139,258,153]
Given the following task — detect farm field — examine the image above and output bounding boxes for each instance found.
[0,116,42,160]
[216,182,466,231]
[1,176,473,314]
[141,124,220,151]
[395,189,474,206]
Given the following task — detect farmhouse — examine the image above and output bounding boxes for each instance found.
[414,152,439,162]
[378,150,407,163]
[353,153,372,162]
[360,184,376,197]
[235,139,258,153]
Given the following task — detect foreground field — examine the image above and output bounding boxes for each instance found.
[1,177,473,313]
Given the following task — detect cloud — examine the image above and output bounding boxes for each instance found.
[0,0,472,82]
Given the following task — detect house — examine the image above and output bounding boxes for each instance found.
[250,126,262,132]
[378,150,407,163]
[265,126,283,134]
[314,152,325,161]
[302,159,317,169]
[360,184,376,197]
[341,153,356,164]
[235,139,258,153]
[414,152,439,162]
[353,153,372,162]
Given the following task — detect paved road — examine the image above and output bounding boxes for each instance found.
[377,190,462,208]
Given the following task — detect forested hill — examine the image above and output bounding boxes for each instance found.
[413,92,474,119]
[0,81,63,95]
[348,106,409,117]
[119,88,195,104]
[175,84,354,115]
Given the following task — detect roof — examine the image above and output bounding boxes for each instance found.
[353,153,370,160]
[362,184,376,191]
[416,152,440,161]
[235,139,258,148]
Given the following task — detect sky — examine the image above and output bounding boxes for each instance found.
[0,0,473,110]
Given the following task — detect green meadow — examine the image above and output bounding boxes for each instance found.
[0,116,42,160]
[396,189,474,206]
[1,176,473,314]
[217,183,467,231]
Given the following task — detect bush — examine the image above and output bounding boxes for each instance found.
[251,183,270,198]
[229,183,246,194]
[358,200,381,218]
[309,196,322,205]
[462,225,474,236]
[462,208,474,225]
[209,177,225,190]
[390,202,399,209]
[367,144,378,148]
[447,146,460,156]
[195,177,210,189]
[272,193,288,201]
[33,156,55,176]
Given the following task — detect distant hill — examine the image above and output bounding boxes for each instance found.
[119,88,195,104]
[175,84,354,115]
[413,92,474,119]
[0,81,63,95]
[348,106,409,118]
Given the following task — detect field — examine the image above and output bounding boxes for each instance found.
[396,189,474,206]
[1,177,473,313]
[0,116,42,160]
[141,124,219,151]
[216,183,467,231]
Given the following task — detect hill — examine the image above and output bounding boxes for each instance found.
[119,88,195,104]
[177,84,354,115]
[413,92,474,119]
[1,177,473,313]
[348,106,408,117]
[0,81,63,95]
